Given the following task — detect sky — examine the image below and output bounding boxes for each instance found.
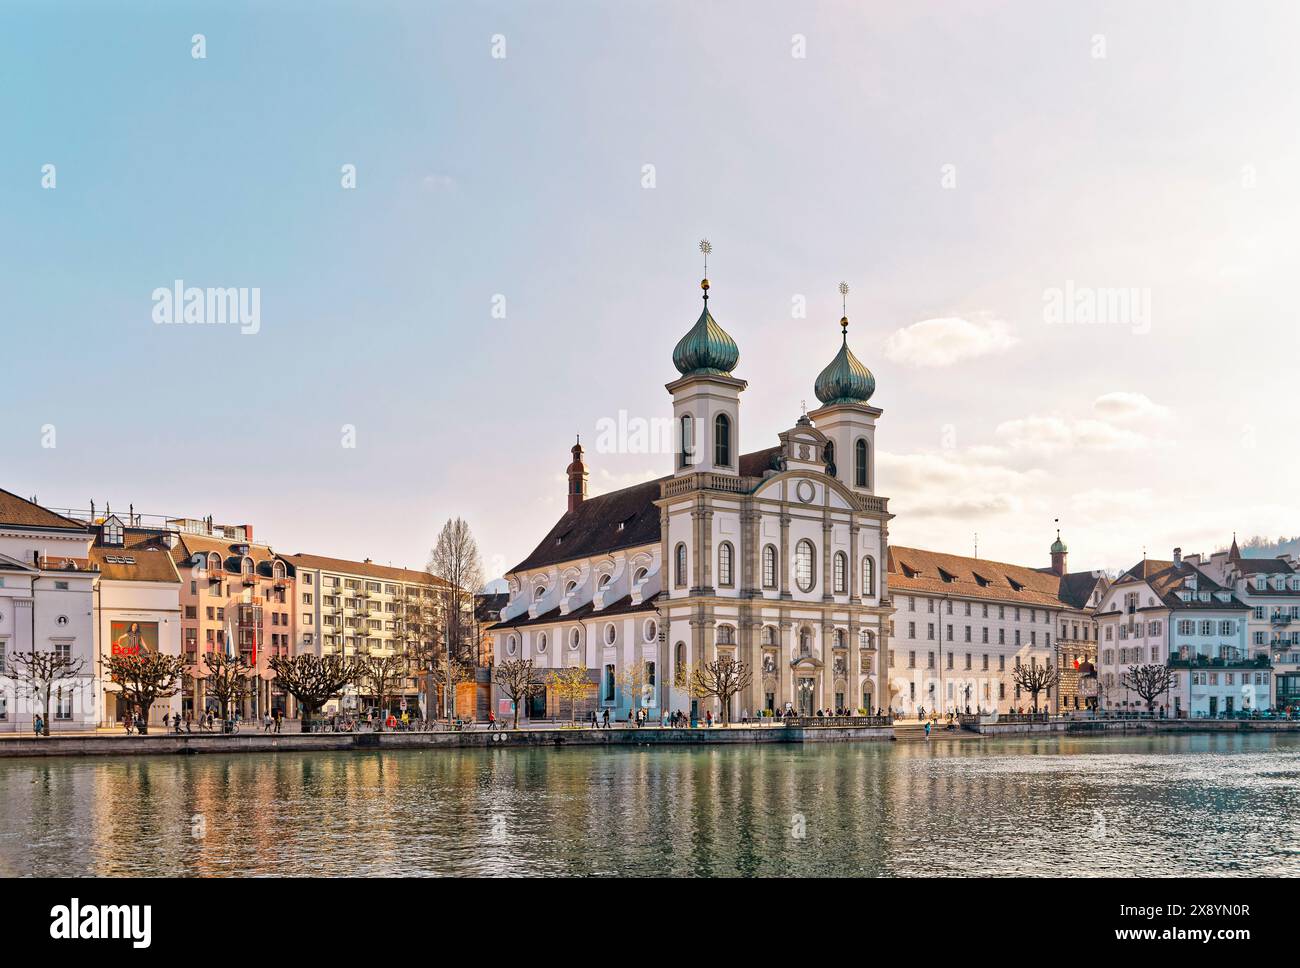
[3,0,1298,585]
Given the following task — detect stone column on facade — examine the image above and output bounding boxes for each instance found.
[849,524,861,606]
[820,620,834,712]
[821,517,833,603]
[779,616,793,712]
[700,505,715,595]
[778,512,792,600]
[848,613,861,713]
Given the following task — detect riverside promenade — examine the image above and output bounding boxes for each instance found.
[2,714,1297,757]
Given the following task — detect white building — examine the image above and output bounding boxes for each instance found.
[285,553,457,717]
[1095,549,1257,717]
[884,537,1106,715]
[0,490,97,731]
[88,517,184,729]
[491,277,891,721]
[1189,538,1299,711]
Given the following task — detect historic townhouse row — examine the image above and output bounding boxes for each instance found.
[488,273,1116,721]
[0,490,478,730]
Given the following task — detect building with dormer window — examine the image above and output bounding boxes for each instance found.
[490,273,892,721]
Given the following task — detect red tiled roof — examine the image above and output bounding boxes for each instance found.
[0,489,90,532]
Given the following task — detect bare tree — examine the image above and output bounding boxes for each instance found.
[549,665,592,724]
[1121,664,1174,713]
[269,654,362,732]
[359,652,408,729]
[3,650,86,735]
[411,644,472,722]
[1010,661,1059,714]
[427,517,483,720]
[100,652,188,734]
[493,657,542,728]
[689,655,752,725]
[201,652,254,729]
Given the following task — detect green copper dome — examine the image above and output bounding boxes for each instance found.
[814,322,876,405]
[1051,535,1068,554]
[673,291,739,377]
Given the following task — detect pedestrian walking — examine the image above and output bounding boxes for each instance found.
[924,719,931,740]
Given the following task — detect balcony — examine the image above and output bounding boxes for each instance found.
[1167,654,1270,670]
[242,575,257,587]
[1270,614,1293,627]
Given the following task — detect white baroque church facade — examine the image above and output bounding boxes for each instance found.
[490,274,892,721]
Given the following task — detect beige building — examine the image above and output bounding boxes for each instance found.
[285,553,462,717]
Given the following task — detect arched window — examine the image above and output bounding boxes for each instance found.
[718,542,734,586]
[598,573,612,589]
[714,413,731,467]
[762,545,777,588]
[680,415,694,468]
[860,629,874,649]
[564,580,577,596]
[674,543,687,588]
[834,628,846,648]
[855,438,869,488]
[717,625,735,645]
[675,642,687,685]
[762,625,777,646]
[833,552,847,594]
[534,585,547,602]
[795,539,816,592]
[862,556,875,597]
[824,440,836,475]
[633,566,648,585]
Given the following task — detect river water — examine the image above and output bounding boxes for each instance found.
[1,733,1296,877]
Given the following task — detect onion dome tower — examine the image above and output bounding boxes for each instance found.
[808,283,882,494]
[666,240,746,477]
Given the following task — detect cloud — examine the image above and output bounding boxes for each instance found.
[877,450,1042,520]
[882,314,1018,367]
[1092,391,1173,423]
[995,415,1151,455]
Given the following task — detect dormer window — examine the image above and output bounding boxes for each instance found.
[1008,578,1024,592]
[533,586,546,602]
[972,572,990,587]
[938,568,956,583]
[598,573,612,589]
[103,516,124,546]
[901,563,919,579]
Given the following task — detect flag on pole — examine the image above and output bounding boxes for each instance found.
[225,620,235,659]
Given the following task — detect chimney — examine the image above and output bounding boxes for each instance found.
[1173,547,1182,565]
[566,436,589,513]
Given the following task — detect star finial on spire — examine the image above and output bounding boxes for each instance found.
[699,239,712,302]
[838,281,850,338]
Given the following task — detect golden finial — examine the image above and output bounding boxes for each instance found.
[838,281,850,335]
[700,239,711,298]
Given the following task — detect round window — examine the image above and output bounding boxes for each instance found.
[537,632,547,652]
[605,624,616,645]
[570,628,581,650]
[506,635,517,656]
[645,619,657,642]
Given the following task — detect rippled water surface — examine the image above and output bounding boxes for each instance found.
[2,733,1297,876]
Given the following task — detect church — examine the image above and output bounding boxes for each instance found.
[489,265,892,722]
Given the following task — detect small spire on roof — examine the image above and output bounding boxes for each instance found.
[839,281,850,338]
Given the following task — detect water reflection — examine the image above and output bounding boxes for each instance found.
[1,733,1296,877]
